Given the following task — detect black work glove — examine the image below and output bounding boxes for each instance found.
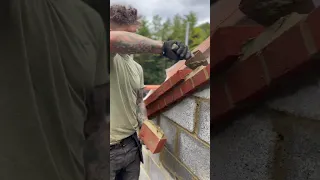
[162,40,192,61]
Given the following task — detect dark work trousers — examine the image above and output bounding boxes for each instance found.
[110,132,143,180]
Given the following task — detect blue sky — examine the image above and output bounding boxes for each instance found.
[110,0,210,25]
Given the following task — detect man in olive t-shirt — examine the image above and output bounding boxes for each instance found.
[109,5,192,180]
[0,1,108,179]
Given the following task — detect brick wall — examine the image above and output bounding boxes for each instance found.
[211,75,320,180]
[140,85,210,180]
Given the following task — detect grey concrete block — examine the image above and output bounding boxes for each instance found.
[276,115,320,180]
[193,86,210,99]
[211,110,277,180]
[179,131,210,180]
[149,155,167,180]
[161,147,195,180]
[141,146,150,171]
[160,116,177,153]
[267,80,320,121]
[163,98,196,132]
[197,101,210,144]
[149,151,160,165]
[139,166,150,180]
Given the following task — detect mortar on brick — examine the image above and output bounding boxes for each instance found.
[159,115,177,153]
[179,131,210,180]
[162,98,197,132]
[197,100,210,144]
[211,110,277,180]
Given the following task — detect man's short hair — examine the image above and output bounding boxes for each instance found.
[110,4,140,25]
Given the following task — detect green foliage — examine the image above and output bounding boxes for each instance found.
[135,12,210,85]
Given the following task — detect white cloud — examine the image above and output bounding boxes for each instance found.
[110,0,210,25]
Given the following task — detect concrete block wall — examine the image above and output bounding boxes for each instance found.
[211,78,320,180]
[140,86,210,180]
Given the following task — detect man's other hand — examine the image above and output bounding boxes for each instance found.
[162,40,192,61]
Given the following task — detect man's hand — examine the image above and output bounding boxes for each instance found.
[162,40,192,61]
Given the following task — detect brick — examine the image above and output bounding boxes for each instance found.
[263,24,310,80]
[147,103,159,117]
[197,100,210,144]
[193,85,210,99]
[145,92,158,106]
[162,98,196,132]
[159,116,177,153]
[158,99,166,110]
[211,26,264,71]
[163,93,174,107]
[180,79,194,95]
[211,79,232,119]
[179,131,210,180]
[173,87,183,101]
[161,147,195,180]
[191,67,210,88]
[226,55,268,103]
[305,6,320,50]
[170,69,192,85]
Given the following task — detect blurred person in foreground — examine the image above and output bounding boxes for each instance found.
[0,1,190,180]
[109,4,192,180]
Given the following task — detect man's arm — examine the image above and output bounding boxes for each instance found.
[136,88,148,128]
[110,31,163,54]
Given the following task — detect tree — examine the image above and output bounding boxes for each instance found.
[135,12,210,85]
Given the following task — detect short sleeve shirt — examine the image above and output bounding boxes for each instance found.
[110,54,144,144]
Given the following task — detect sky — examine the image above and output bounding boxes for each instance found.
[110,0,210,25]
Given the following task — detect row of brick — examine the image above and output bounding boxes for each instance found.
[144,34,211,117]
[212,7,320,121]
[211,25,264,74]
[147,65,210,117]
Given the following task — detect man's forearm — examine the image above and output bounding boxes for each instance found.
[137,102,148,127]
[136,89,148,128]
[110,31,163,54]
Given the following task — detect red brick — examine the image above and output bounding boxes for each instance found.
[146,69,192,107]
[226,55,268,103]
[145,92,158,106]
[211,26,264,70]
[170,69,192,85]
[180,79,194,95]
[263,24,310,80]
[173,87,183,101]
[163,92,174,106]
[306,6,320,52]
[158,99,166,110]
[211,80,232,119]
[192,68,210,88]
[147,103,159,117]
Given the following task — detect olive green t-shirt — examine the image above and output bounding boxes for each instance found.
[0,0,108,179]
[110,54,144,144]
